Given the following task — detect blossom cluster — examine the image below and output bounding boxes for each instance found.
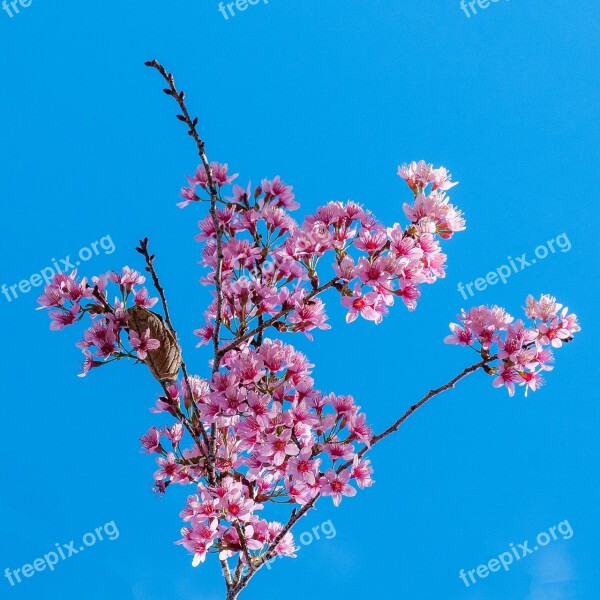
[36,266,160,376]
[444,294,580,396]
[142,337,374,566]
[187,160,465,347]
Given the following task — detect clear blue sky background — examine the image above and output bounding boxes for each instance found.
[1,1,598,599]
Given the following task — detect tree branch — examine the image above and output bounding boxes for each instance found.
[230,355,495,595]
[136,237,212,453]
[341,354,498,470]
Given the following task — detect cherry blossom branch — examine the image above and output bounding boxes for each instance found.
[37,59,580,600]
[230,354,495,596]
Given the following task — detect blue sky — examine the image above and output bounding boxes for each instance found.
[1,1,599,599]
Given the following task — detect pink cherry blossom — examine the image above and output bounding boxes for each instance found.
[341,284,385,324]
[129,328,160,360]
[140,426,163,453]
[319,469,357,507]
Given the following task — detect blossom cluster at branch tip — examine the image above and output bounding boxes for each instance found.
[444,294,580,396]
[189,160,464,348]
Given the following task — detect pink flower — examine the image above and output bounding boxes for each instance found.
[134,287,159,308]
[444,323,473,346]
[492,365,523,397]
[520,370,545,396]
[211,162,238,186]
[262,176,298,210]
[177,519,219,567]
[267,522,297,557]
[356,257,389,286]
[397,281,420,311]
[129,328,160,360]
[108,266,145,293]
[431,166,458,191]
[154,452,179,480]
[351,457,375,489]
[341,284,385,324]
[140,426,163,453]
[537,314,580,348]
[48,303,80,330]
[260,430,299,467]
[78,350,103,378]
[165,423,184,447]
[193,162,238,188]
[319,469,356,507]
[289,297,331,338]
[287,448,320,485]
[324,441,356,462]
[397,160,434,192]
[354,228,387,254]
[177,177,199,208]
[525,294,561,321]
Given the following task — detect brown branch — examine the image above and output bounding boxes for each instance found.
[136,237,212,454]
[144,61,224,364]
[234,521,256,573]
[232,558,244,588]
[90,285,113,313]
[136,237,176,333]
[338,354,498,472]
[230,355,496,596]
[220,557,233,589]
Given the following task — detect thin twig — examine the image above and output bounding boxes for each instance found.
[136,238,212,453]
[234,521,255,573]
[233,558,244,587]
[136,237,176,332]
[143,61,224,367]
[339,354,498,471]
[221,557,233,589]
